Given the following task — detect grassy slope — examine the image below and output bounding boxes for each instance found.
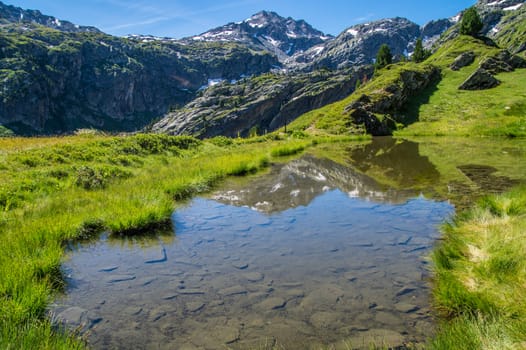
[431,186,526,349]
[398,36,526,137]
[289,36,526,138]
[0,133,330,349]
[287,62,434,135]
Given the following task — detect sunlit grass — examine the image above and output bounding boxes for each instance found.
[431,186,526,349]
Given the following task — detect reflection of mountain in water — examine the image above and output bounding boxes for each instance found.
[212,138,442,213]
[213,156,415,214]
[348,138,441,188]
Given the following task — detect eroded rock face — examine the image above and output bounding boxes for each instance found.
[152,66,373,138]
[459,68,501,90]
[450,51,476,71]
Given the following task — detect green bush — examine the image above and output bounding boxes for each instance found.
[460,7,483,37]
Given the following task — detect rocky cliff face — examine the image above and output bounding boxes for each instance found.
[152,66,373,138]
[0,5,278,135]
[187,11,332,62]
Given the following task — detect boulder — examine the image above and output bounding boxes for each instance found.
[349,108,395,136]
[450,51,475,71]
[459,68,500,90]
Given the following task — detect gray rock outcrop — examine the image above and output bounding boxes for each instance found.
[344,65,441,135]
[450,51,476,70]
[152,66,373,138]
[459,68,501,90]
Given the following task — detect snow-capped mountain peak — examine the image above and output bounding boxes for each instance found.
[188,11,332,61]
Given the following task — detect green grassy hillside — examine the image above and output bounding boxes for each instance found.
[398,36,526,137]
[290,36,526,137]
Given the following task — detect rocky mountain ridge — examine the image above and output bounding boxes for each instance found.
[0,1,99,33]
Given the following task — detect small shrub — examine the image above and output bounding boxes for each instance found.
[18,156,41,167]
[48,169,69,179]
[208,136,234,147]
[75,166,131,190]
[75,166,105,189]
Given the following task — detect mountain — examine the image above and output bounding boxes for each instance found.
[0,1,99,33]
[0,2,278,135]
[288,17,422,70]
[1,0,525,136]
[186,11,332,62]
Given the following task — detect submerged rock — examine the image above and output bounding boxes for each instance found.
[54,307,102,332]
[394,302,420,313]
[244,272,265,282]
[257,297,287,310]
[105,274,136,283]
[219,285,248,296]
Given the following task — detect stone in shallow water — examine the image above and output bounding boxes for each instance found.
[219,285,247,296]
[186,302,205,313]
[344,272,358,282]
[300,284,345,311]
[193,325,240,347]
[232,262,249,270]
[310,311,341,329]
[257,297,286,310]
[374,311,400,326]
[144,246,167,264]
[148,308,167,322]
[284,289,305,299]
[54,307,102,332]
[98,265,119,272]
[244,272,264,282]
[178,288,205,295]
[105,274,136,283]
[396,286,416,297]
[394,302,420,313]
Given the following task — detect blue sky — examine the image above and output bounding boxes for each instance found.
[3,0,476,38]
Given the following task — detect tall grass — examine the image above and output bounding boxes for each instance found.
[0,133,315,348]
[431,186,526,349]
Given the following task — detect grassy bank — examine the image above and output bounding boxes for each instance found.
[431,186,526,349]
[0,132,350,349]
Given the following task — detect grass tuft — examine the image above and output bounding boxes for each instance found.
[431,186,526,348]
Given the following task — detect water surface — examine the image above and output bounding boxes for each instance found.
[51,137,526,349]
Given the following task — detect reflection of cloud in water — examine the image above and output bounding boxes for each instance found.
[211,151,430,214]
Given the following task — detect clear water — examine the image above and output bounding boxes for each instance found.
[51,149,455,349]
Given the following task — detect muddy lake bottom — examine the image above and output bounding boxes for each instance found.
[52,187,452,349]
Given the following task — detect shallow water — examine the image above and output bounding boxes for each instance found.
[51,137,526,349]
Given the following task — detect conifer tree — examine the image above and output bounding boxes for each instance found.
[460,7,483,37]
[412,38,426,63]
[375,44,392,69]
